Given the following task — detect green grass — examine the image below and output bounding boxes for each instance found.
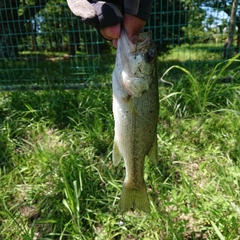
[159,43,223,62]
[1,55,240,239]
[0,42,233,88]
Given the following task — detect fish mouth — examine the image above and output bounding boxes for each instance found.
[122,30,152,53]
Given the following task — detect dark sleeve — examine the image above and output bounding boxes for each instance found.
[124,0,153,21]
[67,0,123,29]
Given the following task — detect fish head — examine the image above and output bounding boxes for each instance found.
[116,30,157,98]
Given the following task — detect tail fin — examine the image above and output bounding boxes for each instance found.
[119,183,150,213]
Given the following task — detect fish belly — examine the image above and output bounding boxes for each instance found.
[112,73,159,213]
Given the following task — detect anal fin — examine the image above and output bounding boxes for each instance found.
[113,140,122,166]
[147,136,158,166]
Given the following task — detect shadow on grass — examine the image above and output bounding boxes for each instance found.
[0,86,113,172]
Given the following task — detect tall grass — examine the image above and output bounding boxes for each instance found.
[161,55,240,139]
[1,55,240,239]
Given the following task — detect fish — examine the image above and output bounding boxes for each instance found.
[112,30,159,213]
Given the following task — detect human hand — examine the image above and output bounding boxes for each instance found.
[67,0,152,48]
[100,14,146,48]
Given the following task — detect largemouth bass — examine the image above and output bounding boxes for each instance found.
[112,30,159,213]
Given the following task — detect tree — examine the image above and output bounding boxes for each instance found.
[201,0,240,58]
[181,3,206,44]
[148,0,190,53]
[0,0,48,58]
[148,0,214,53]
[0,0,105,59]
[223,0,239,58]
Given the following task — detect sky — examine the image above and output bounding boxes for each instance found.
[201,6,230,28]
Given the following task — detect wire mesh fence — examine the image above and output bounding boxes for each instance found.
[0,0,239,90]
[0,1,104,90]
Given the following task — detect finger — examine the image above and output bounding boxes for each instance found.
[100,24,121,40]
[122,14,146,43]
[112,39,118,48]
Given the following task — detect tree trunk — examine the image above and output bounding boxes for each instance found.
[236,16,240,53]
[0,1,20,58]
[0,24,19,59]
[31,20,38,51]
[223,0,238,59]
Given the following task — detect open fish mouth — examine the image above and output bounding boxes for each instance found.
[126,31,152,53]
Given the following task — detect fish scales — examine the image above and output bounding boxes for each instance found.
[112,30,159,213]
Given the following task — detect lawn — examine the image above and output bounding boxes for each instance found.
[1,51,240,239]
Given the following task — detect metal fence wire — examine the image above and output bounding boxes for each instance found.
[0,0,239,90]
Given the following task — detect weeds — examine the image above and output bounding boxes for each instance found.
[1,56,240,239]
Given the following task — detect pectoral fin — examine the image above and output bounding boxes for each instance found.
[113,140,122,166]
[147,137,158,166]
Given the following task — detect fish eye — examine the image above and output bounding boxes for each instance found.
[145,49,155,63]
